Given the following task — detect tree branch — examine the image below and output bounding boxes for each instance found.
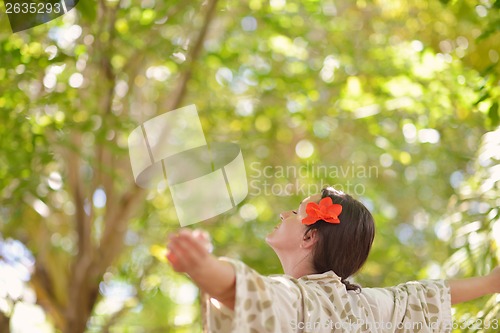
[95,185,145,275]
[162,0,219,111]
[31,266,66,329]
[97,0,220,275]
[100,262,156,332]
[0,310,10,333]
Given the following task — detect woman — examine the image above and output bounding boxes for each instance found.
[167,187,500,332]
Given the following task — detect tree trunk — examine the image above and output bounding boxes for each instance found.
[0,311,10,333]
[52,0,220,331]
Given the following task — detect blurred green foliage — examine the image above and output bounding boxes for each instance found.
[0,0,499,332]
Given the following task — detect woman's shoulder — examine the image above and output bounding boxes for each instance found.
[300,270,342,281]
[261,270,345,287]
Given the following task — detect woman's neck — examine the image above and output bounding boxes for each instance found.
[279,251,315,278]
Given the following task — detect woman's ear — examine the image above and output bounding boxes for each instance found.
[301,229,319,249]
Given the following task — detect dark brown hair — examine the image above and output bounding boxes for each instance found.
[304,187,375,292]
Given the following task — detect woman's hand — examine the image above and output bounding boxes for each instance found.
[487,265,500,293]
[166,228,213,276]
[166,228,236,310]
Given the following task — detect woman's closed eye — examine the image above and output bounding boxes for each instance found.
[292,210,297,214]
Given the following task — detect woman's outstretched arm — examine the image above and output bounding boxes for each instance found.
[448,266,500,305]
[166,229,236,310]
[166,229,499,310]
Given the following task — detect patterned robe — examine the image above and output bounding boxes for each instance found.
[204,258,452,332]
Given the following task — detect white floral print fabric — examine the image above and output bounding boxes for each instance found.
[204,258,452,333]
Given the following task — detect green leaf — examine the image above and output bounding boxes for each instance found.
[488,102,499,127]
[474,92,490,106]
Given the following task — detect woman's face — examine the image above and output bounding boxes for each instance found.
[265,194,321,251]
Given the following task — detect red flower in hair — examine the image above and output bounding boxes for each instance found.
[301,197,342,225]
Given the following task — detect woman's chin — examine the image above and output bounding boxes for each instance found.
[264,234,270,244]
[264,233,274,246]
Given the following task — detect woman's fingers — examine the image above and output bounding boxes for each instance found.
[174,229,211,257]
[166,250,178,266]
[193,229,214,253]
[166,228,211,273]
[177,230,210,258]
